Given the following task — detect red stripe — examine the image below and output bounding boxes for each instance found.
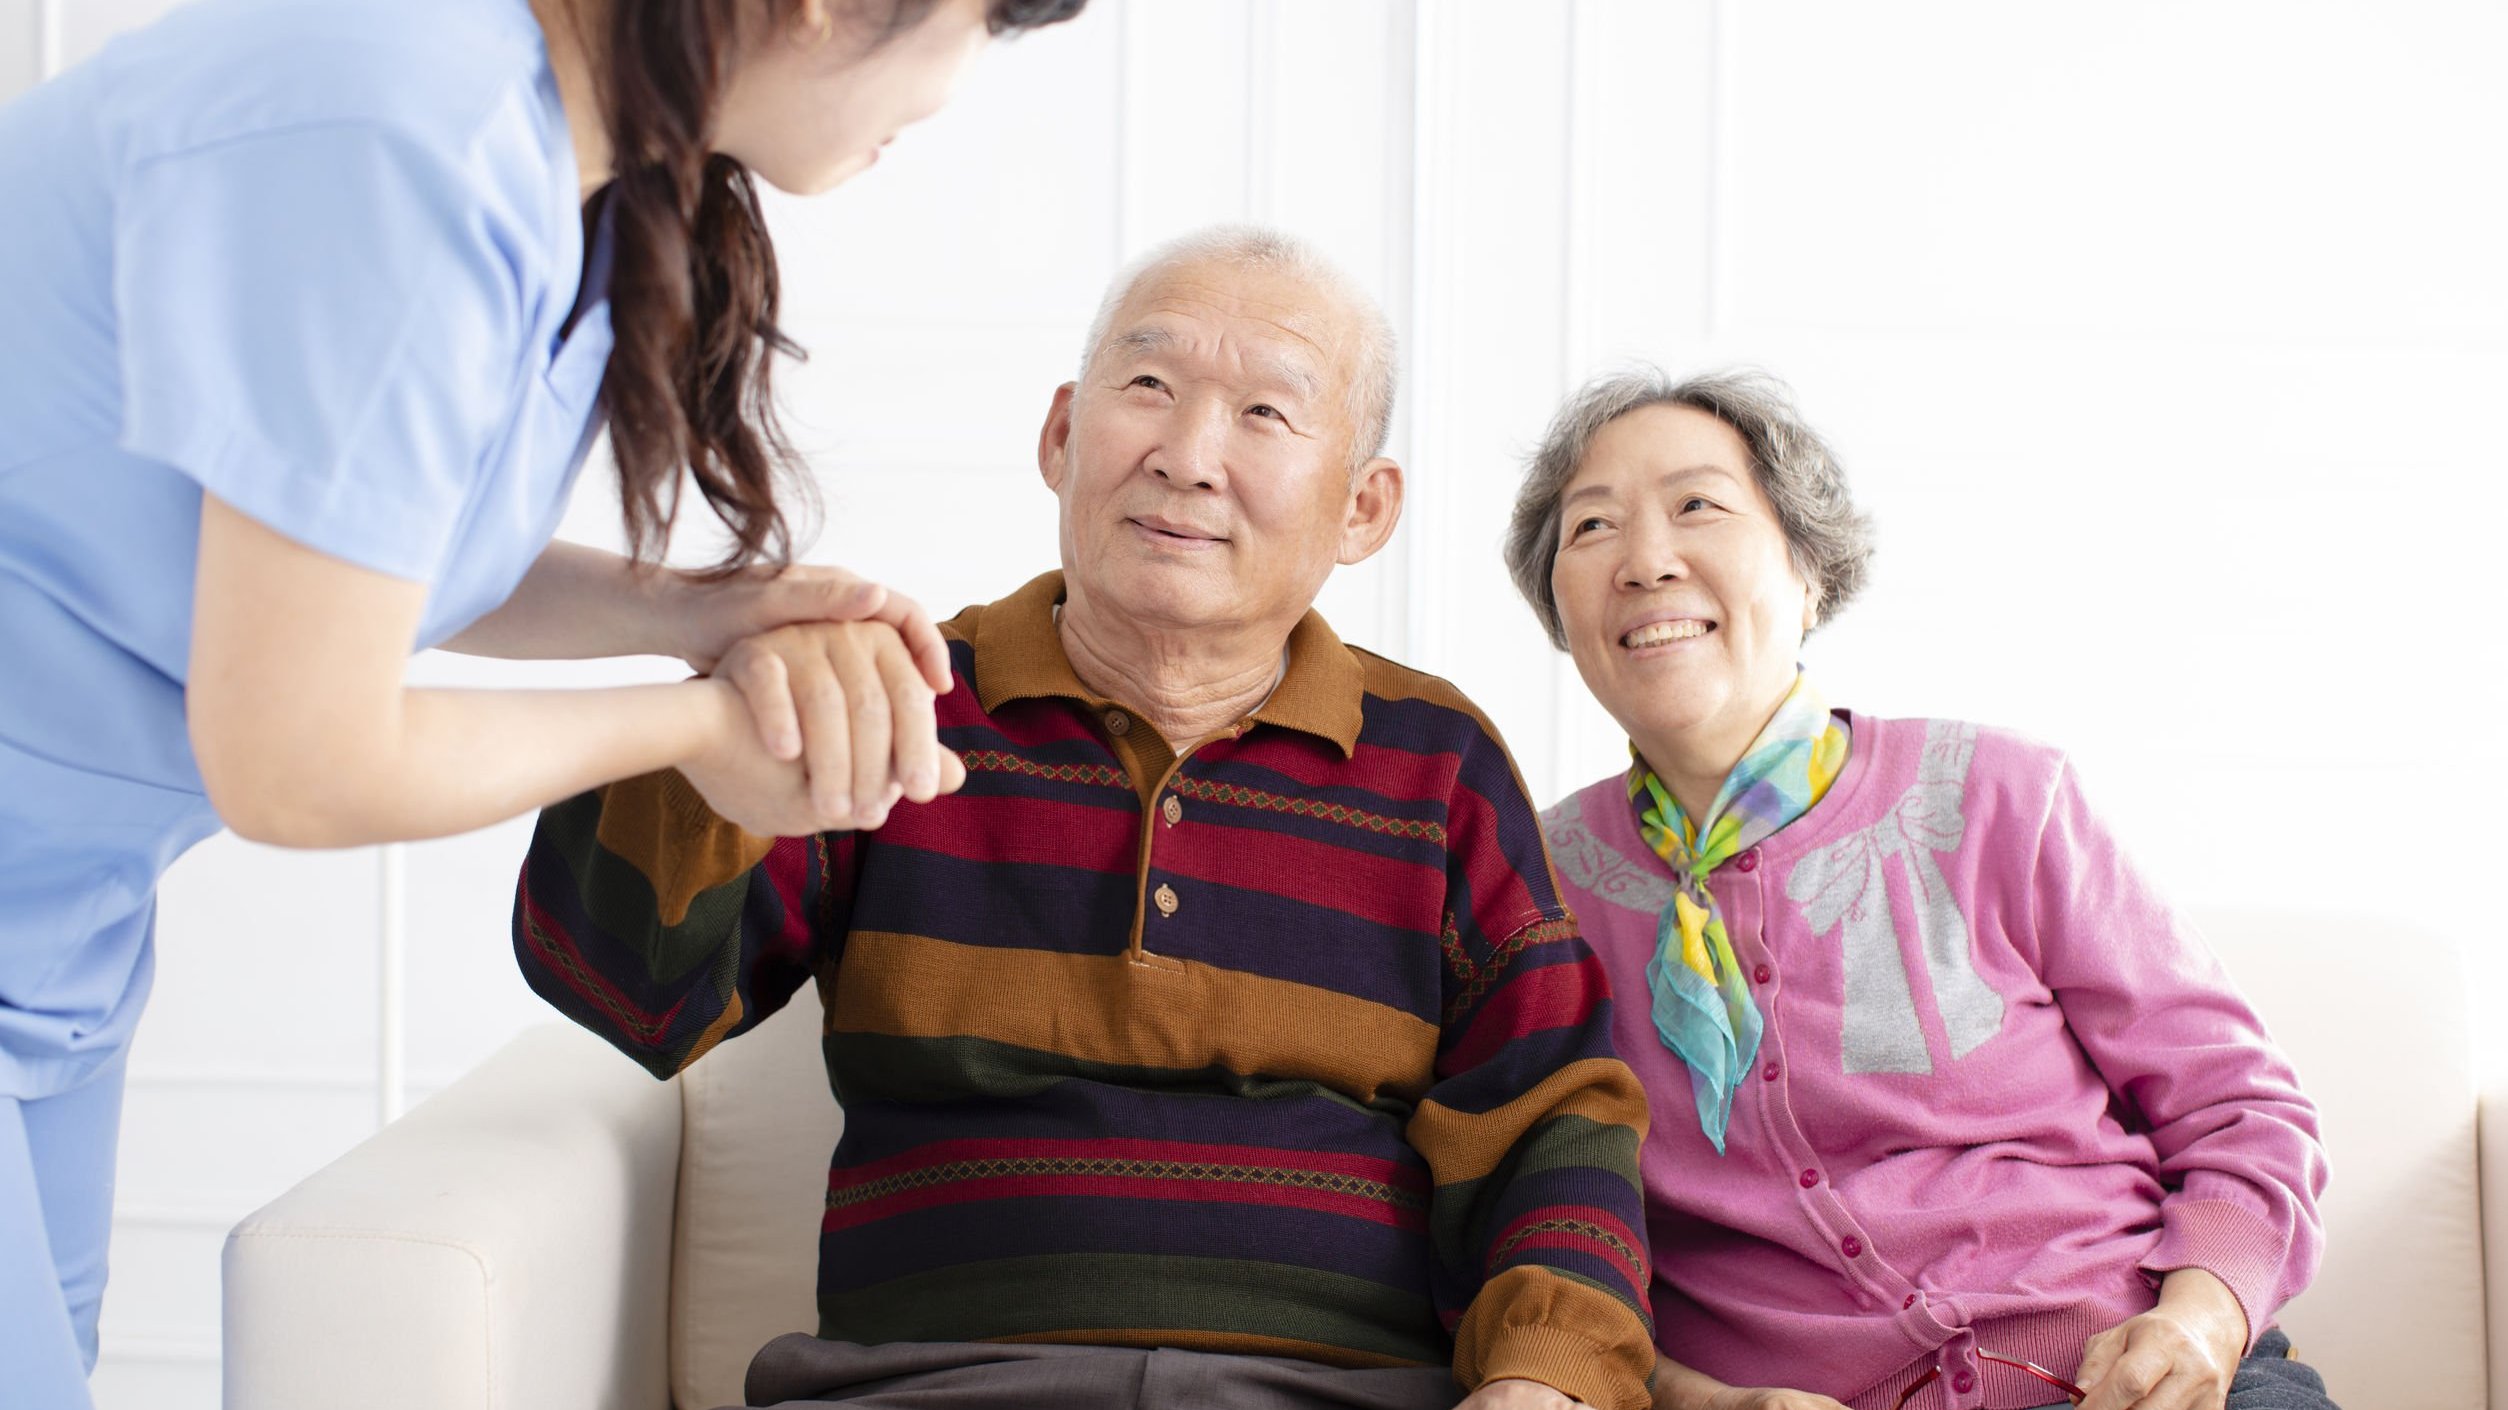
[1489,1203,1648,1277]
[1444,957,1607,1070]
[830,1136,1423,1189]
[874,791,1138,872]
[1160,820,1446,929]
[822,1170,1428,1234]
[1209,734,1466,811]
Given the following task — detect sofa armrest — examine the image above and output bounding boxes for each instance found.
[223,1023,684,1410]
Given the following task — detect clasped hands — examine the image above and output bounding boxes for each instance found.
[666,565,967,837]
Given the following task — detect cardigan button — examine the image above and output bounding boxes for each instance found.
[1902,1293,1918,1309]
[1736,849,1759,873]
[1762,1062,1780,1082]
[1841,1235,1863,1259]
[1950,1370,1975,1394]
[1754,963,1773,985]
[1799,1168,1820,1189]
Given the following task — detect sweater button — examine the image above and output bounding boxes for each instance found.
[1105,710,1132,737]
[1153,883,1179,917]
[1841,1235,1863,1258]
[1753,963,1773,985]
[1950,1370,1975,1394]
[1162,795,1183,826]
[1736,849,1759,873]
[1798,1168,1820,1188]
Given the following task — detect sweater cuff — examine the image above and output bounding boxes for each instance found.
[2143,1198,2289,1351]
[1454,1266,1653,1410]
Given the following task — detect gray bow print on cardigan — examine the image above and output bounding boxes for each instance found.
[1783,720,2004,1074]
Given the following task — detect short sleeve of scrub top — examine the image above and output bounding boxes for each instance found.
[115,112,553,582]
[0,0,611,1095]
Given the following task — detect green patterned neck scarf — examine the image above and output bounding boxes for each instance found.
[1630,673,1849,1153]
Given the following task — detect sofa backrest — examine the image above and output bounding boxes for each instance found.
[663,911,2484,1410]
[2201,909,2483,1410]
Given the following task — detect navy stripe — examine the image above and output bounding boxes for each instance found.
[827,1087,1431,1166]
[848,849,1137,955]
[821,1194,1436,1294]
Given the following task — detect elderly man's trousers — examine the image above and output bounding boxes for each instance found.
[737,1333,1465,1410]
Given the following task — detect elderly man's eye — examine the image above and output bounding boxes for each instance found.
[1128,374,1166,392]
[1247,404,1283,421]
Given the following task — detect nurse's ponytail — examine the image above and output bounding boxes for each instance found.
[596,0,1086,574]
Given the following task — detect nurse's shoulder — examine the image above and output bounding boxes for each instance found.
[92,0,566,197]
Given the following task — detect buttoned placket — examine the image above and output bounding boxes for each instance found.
[1100,704,1243,967]
[1718,846,1954,1357]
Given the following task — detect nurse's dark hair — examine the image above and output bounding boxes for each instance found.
[598,0,1087,571]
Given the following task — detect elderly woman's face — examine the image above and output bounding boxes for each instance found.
[1551,404,1815,765]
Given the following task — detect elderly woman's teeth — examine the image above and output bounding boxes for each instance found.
[1624,620,1711,648]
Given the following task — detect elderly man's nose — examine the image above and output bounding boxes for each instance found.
[1153,413,1227,489]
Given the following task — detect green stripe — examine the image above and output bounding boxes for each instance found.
[823,1030,1414,1119]
[818,1252,1447,1365]
[1426,1114,1642,1270]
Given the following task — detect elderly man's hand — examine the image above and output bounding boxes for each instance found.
[709,620,966,830]
[2074,1269,2248,1410]
[1459,1378,1588,1410]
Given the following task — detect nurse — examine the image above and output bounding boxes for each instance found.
[0,0,1086,1401]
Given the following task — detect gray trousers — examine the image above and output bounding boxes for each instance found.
[739,1335,1465,1410]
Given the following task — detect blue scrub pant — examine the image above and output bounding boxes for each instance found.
[0,1045,124,1410]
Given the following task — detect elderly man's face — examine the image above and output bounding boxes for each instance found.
[1038,259,1399,637]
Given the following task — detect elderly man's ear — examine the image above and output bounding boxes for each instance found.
[1037,382,1079,492]
[1337,456,1404,567]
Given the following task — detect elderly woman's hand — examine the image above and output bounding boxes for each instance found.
[709,619,966,830]
[2074,1269,2248,1410]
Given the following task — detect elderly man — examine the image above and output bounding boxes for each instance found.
[512,227,1653,1410]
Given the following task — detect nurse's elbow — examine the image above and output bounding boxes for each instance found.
[191,718,372,849]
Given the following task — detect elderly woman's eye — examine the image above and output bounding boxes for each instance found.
[1679,495,1714,513]
[1569,515,1609,538]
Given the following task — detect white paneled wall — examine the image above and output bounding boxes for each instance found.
[5,2,2502,1405]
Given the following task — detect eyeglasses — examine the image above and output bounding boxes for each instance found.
[1888,1351,2087,1410]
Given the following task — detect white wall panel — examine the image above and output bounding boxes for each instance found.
[1721,1,2508,342]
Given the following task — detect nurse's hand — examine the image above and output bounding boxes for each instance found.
[669,563,952,702]
[710,619,966,830]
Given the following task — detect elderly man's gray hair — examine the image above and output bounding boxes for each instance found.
[1078,224,1399,465]
[1505,367,1875,650]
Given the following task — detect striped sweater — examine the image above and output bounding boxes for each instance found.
[513,572,1655,1408]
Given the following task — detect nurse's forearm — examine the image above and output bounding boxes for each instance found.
[436,540,685,660]
[218,678,746,848]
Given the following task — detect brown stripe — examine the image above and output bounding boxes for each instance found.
[830,932,1438,1105]
[591,771,774,927]
[1406,1057,1646,1185]
[984,1327,1432,1371]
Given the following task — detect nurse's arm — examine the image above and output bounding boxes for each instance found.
[436,538,953,692]
[186,494,815,848]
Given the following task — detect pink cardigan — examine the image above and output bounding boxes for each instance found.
[1541,714,2326,1409]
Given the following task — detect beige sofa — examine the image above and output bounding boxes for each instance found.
[223,911,2496,1409]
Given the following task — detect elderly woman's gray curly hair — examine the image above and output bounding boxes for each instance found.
[1504,367,1875,650]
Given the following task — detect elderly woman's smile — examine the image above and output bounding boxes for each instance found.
[1549,402,1818,813]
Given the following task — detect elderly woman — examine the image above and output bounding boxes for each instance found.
[1505,369,2336,1410]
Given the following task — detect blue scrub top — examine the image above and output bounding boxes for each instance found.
[0,0,615,1096]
